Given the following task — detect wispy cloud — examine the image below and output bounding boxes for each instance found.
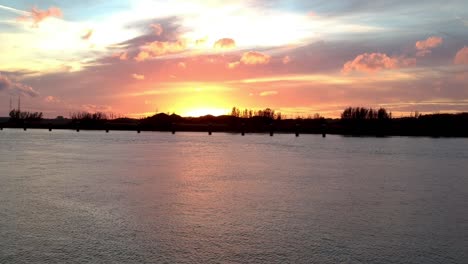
[44,95,61,103]
[260,91,278,96]
[81,104,112,113]
[0,74,39,97]
[132,73,145,80]
[18,6,63,27]
[0,4,29,15]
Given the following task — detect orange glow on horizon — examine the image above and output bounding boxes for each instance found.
[166,87,232,117]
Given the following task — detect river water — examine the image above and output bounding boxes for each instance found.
[1,129,467,263]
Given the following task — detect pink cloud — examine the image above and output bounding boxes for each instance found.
[45,95,61,103]
[150,24,163,36]
[134,51,150,62]
[132,74,145,80]
[343,53,416,73]
[416,36,443,50]
[240,51,271,65]
[214,38,236,49]
[19,6,63,27]
[81,29,93,40]
[112,52,128,61]
[282,56,291,64]
[415,36,443,56]
[0,75,14,90]
[0,74,39,97]
[119,52,128,61]
[178,62,187,69]
[135,40,186,62]
[454,46,468,64]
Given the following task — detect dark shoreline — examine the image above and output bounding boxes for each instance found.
[2,112,468,137]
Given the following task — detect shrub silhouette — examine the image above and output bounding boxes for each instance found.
[9,109,43,122]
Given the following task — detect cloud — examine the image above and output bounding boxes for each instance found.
[282,56,291,64]
[135,40,186,61]
[214,38,236,49]
[0,4,29,15]
[240,51,271,65]
[0,75,13,90]
[116,17,181,50]
[134,51,150,62]
[0,74,39,97]
[15,83,40,97]
[226,51,271,68]
[119,52,128,61]
[342,53,416,73]
[227,61,240,69]
[416,36,443,50]
[45,95,61,103]
[132,74,145,80]
[454,46,468,64]
[19,6,63,27]
[81,29,93,40]
[178,62,187,69]
[260,91,278,96]
[415,36,443,56]
[81,104,112,113]
[112,52,129,60]
[150,23,163,36]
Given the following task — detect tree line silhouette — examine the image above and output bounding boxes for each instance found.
[70,111,108,121]
[341,107,391,120]
[9,109,43,122]
[230,107,282,120]
[2,107,468,137]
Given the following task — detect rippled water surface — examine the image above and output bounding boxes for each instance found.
[1,129,468,263]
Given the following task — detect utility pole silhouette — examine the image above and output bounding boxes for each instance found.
[17,95,21,112]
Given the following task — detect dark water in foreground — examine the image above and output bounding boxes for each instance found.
[1,129,468,263]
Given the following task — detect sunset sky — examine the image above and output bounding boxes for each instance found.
[1,0,467,118]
